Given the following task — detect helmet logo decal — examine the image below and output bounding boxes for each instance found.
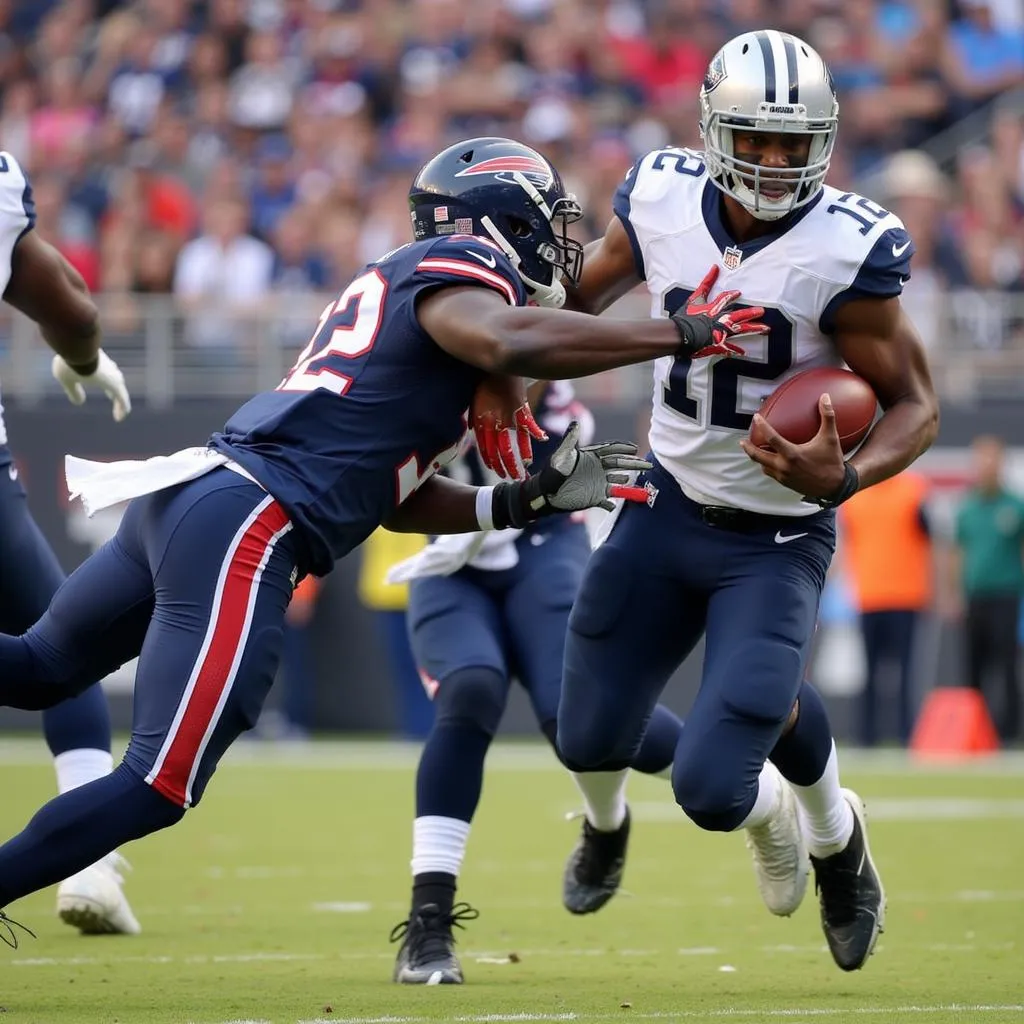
[454,155,554,189]
[703,51,727,93]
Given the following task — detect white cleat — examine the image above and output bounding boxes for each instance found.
[56,852,141,935]
[745,780,810,917]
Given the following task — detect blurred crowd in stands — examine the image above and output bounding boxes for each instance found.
[0,0,1021,341]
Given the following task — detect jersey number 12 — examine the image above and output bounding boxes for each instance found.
[662,288,795,430]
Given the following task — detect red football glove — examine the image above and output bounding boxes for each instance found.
[672,265,769,358]
[471,376,547,481]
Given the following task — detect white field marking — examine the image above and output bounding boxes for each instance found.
[311,901,372,913]
[295,1007,1024,1024]
[19,942,1022,971]
[630,798,1024,824]
[1,739,1024,774]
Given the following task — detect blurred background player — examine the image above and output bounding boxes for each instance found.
[528,32,940,973]
[839,470,934,747]
[357,527,433,740]
[386,377,684,985]
[0,147,137,934]
[946,435,1024,744]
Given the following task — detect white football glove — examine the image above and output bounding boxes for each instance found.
[51,350,132,422]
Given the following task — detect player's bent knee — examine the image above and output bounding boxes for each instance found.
[672,757,753,832]
[720,638,803,728]
[555,688,638,769]
[556,711,636,772]
[433,666,507,738]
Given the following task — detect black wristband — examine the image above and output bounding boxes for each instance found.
[492,472,561,530]
[491,482,529,530]
[669,311,713,357]
[811,462,860,508]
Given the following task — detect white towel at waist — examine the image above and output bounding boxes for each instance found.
[65,446,260,517]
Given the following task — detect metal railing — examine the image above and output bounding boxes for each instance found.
[0,288,1021,408]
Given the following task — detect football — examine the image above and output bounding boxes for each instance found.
[750,367,877,453]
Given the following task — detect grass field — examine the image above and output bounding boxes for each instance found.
[0,739,1021,1024]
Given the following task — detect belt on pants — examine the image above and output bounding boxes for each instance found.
[696,502,821,534]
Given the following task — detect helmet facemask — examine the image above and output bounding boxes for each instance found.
[701,101,837,222]
[479,170,583,308]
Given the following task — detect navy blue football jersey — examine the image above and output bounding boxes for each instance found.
[209,235,528,575]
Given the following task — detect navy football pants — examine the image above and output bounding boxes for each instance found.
[408,522,591,728]
[0,468,299,808]
[557,459,835,831]
[407,521,682,824]
[0,451,111,757]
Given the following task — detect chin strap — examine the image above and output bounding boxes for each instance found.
[479,215,567,309]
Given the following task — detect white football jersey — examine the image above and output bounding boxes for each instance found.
[0,151,37,447]
[615,147,913,516]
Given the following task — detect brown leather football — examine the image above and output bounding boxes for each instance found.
[750,367,877,453]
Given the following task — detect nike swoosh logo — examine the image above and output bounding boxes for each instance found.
[899,277,908,287]
[892,240,911,258]
[466,250,497,268]
[774,531,808,544]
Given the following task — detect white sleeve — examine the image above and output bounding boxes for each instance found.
[0,151,36,296]
[611,148,705,280]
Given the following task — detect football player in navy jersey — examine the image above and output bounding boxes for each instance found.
[386,377,685,985]
[0,137,770,940]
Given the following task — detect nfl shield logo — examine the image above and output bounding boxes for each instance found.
[723,246,743,271]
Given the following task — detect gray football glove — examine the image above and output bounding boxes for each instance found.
[491,421,652,529]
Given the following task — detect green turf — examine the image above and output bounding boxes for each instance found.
[0,740,1021,1024]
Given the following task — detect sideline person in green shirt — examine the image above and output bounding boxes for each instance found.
[949,436,1024,743]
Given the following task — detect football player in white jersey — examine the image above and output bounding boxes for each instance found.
[0,150,138,934]
[547,31,938,972]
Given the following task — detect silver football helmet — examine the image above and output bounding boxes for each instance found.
[699,30,839,221]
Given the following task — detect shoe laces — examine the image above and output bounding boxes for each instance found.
[389,902,479,964]
[0,910,35,949]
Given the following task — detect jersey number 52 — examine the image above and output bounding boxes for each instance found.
[279,270,387,395]
[662,288,795,430]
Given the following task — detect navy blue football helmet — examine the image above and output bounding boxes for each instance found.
[409,137,583,308]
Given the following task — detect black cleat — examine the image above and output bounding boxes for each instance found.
[562,808,631,915]
[389,902,479,984]
[810,789,886,971]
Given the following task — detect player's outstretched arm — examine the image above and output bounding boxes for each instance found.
[4,231,131,421]
[384,422,650,534]
[419,278,765,381]
[833,296,939,491]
